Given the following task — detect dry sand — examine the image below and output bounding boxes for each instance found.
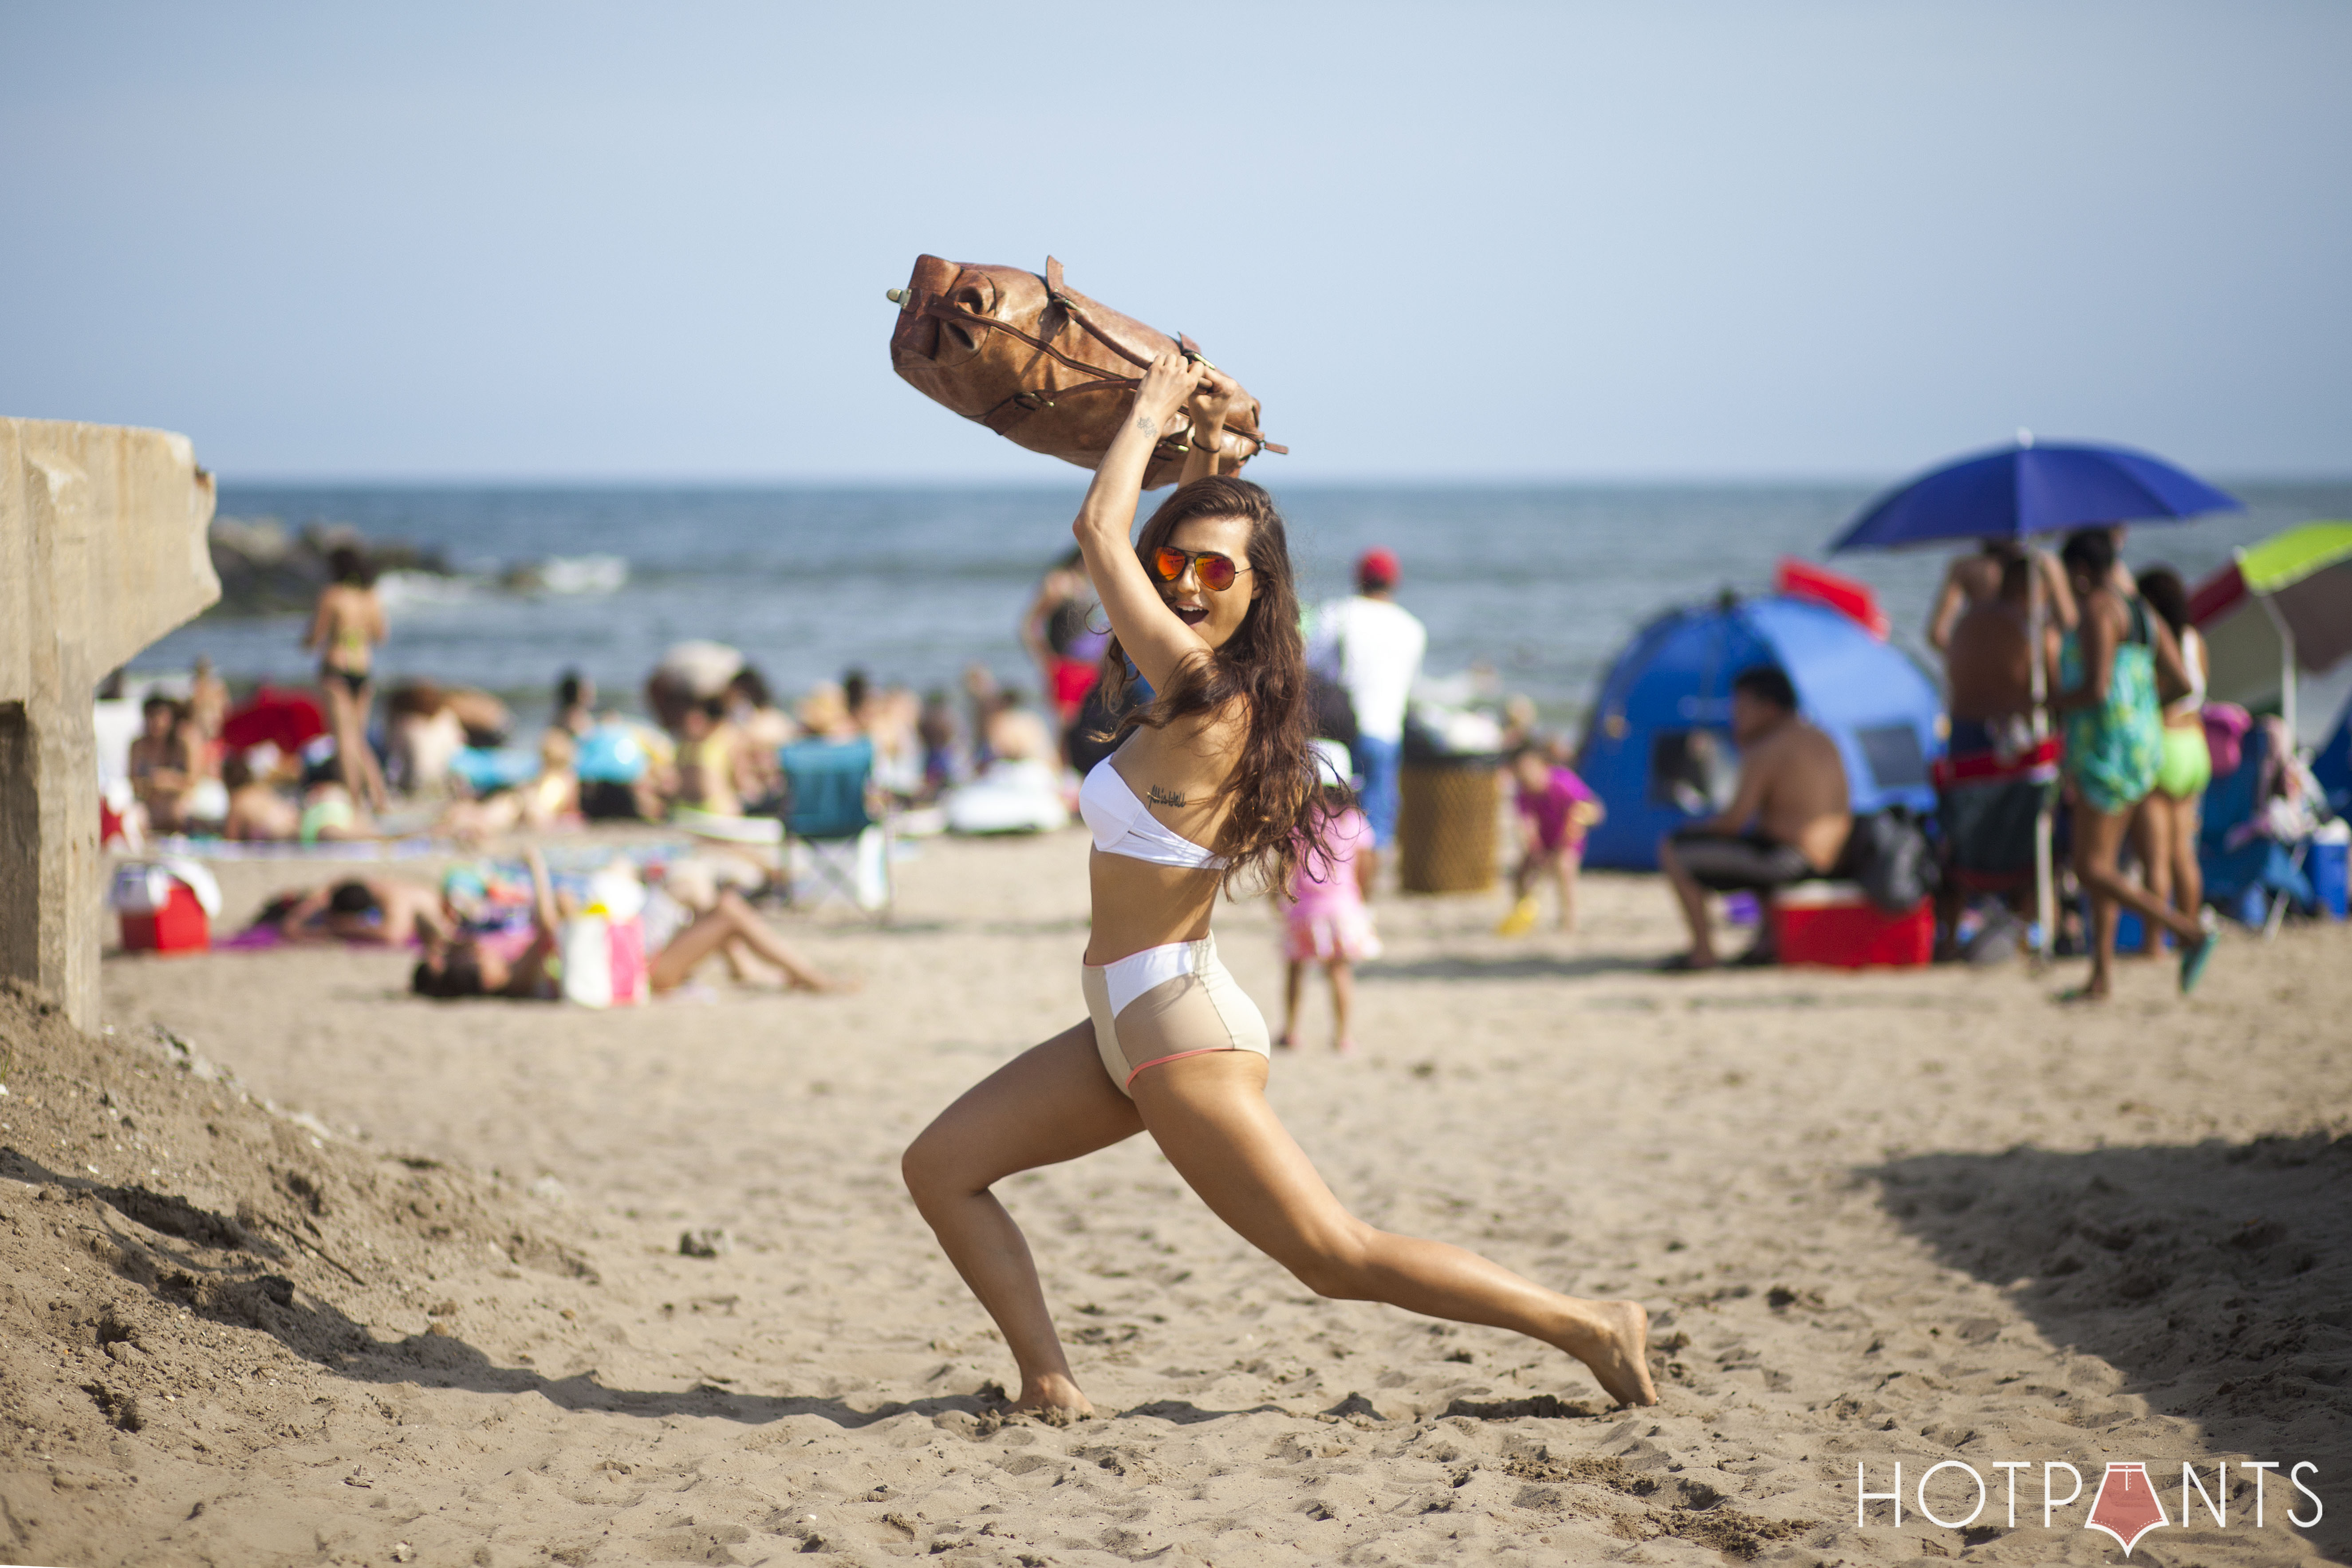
[3,827,2346,1567]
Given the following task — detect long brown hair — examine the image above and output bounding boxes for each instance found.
[1095,476,1326,897]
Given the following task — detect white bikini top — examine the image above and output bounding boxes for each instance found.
[2166,627,2207,721]
[1080,760,1228,871]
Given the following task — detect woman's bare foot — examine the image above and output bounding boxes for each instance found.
[1553,1298,1658,1407]
[1012,1371,1095,1422]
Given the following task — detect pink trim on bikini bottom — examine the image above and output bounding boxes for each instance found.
[1123,1046,1234,1090]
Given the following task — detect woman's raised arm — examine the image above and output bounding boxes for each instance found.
[1178,365,1242,486]
[1072,350,1212,693]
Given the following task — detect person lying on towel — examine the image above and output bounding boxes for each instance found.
[410,848,847,1000]
[250,876,452,948]
[1657,666,1852,970]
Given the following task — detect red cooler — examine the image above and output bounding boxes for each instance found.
[120,882,211,954]
[1773,881,1932,969]
[111,862,217,954]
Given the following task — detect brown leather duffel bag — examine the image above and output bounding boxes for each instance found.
[888,254,1283,489]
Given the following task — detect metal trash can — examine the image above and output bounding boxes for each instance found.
[1397,753,1501,893]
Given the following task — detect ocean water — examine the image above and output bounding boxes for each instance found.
[143,480,2352,733]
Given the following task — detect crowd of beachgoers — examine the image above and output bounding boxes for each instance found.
[105,536,1553,1032]
[104,516,2344,1020]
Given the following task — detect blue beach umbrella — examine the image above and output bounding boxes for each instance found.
[1827,437,2238,964]
[1830,437,2241,553]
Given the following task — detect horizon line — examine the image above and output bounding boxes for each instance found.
[210,469,2352,491]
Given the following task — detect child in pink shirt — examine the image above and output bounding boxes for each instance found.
[1497,742,1605,935]
[1280,744,1381,1054]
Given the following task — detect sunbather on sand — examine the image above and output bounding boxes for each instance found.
[255,878,451,947]
[129,696,201,834]
[298,783,380,845]
[221,755,302,842]
[436,733,581,844]
[675,699,752,817]
[410,849,847,999]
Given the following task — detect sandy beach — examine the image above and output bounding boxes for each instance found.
[2,829,2344,1566]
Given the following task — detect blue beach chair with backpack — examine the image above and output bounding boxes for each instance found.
[2199,720,2314,934]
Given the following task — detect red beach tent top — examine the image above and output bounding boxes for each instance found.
[220,687,326,753]
[1774,558,1890,640]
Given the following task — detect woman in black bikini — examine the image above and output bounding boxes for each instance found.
[303,544,390,812]
[902,351,1656,1419]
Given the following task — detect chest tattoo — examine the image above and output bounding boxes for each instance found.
[1147,785,1186,808]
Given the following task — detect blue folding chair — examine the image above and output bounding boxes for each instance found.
[2199,723,2312,934]
[778,737,891,917]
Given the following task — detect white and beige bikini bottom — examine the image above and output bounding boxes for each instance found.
[1081,934,1271,1099]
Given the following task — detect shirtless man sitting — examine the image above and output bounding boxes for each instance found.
[1657,666,1852,969]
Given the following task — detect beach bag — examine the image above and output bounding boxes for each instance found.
[887,254,1283,489]
[2202,702,2252,779]
[1849,808,1938,913]
[559,914,647,1008]
[560,867,650,1007]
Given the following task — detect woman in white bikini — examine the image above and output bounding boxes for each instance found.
[902,351,1656,1419]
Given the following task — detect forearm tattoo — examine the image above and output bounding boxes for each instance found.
[1134,413,1158,434]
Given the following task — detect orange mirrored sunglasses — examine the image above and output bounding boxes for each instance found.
[1150,546,1250,592]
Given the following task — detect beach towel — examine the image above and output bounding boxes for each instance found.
[218,923,422,953]
[151,833,438,863]
[888,255,1282,489]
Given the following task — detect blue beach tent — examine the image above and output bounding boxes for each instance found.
[1575,595,1943,871]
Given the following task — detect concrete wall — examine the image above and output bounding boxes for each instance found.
[1,418,219,1028]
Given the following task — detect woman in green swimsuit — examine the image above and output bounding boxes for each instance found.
[2050,531,2217,999]
[2131,567,2212,943]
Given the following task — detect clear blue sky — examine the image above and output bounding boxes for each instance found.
[5,1,2346,482]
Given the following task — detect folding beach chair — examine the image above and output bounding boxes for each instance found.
[778,737,892,918]
[1932,737,2060,961]
[2199,722,2313,936]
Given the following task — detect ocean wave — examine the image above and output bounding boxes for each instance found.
[376,569,485,610]
[509,555,630,596]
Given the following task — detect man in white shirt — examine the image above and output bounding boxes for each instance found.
[1309,548,1426,881]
